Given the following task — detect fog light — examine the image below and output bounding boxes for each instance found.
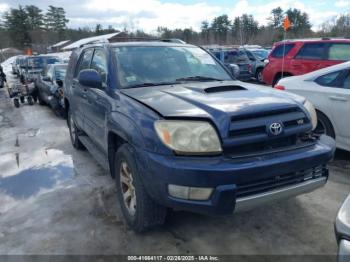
[168,185,213,200]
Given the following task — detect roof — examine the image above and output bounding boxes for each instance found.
[63,32,121,50]
[276,38,350,44]
[0,48,22,53]
[50,40,70,48]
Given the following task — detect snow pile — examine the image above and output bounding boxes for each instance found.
[1,56,17,73]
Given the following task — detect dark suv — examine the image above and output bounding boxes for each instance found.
[64,42,335,232]
[263,38,350,86]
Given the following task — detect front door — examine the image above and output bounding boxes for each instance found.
[328,70,350,149]
[84,48,109,151]
[72,48,94,129]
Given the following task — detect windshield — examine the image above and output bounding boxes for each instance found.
[113,46,232,88]
[55,66,67,81]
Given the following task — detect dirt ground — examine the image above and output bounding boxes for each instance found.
[0,72,349,255]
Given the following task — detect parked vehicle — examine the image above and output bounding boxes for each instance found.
[335,195,350,262]
[263,38,350,86]
[64,42,335,232]
[276,61,350,151]
[12,55,26,75]
[209,48,253,81]
[20,55,61,84]
[36,63,68,117]
[244,49,266,83]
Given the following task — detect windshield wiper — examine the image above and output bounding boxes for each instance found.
[175,76,224,82]
[124,81,179,89]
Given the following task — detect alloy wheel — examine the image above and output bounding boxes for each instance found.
[120,161,137,216]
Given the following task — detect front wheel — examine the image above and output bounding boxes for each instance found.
[68,110,85,150]
[115,144,167,232]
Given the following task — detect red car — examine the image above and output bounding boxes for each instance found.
[263,38,350,86]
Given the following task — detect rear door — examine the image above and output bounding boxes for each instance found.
[83,48,110,150]
[326,70,350,148]
[326,43,350,66]
[291,42,328,74]
[71,48,94,129]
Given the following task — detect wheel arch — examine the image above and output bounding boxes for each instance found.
[315,108,336,138]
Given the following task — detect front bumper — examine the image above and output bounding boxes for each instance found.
[136,135,335,215]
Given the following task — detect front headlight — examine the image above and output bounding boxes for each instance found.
[154,120,222,155]
[303,100,317,130]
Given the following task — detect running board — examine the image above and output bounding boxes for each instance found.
[78,135,110,172]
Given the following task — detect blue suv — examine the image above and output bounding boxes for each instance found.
[64,42,335,232]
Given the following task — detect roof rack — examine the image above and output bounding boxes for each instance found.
[78,37,187,48]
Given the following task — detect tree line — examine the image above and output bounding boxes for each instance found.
[1,4,350,53]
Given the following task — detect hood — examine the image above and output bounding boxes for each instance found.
[121,80,305,122]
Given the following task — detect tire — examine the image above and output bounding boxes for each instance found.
[315,111,335,138]
[14,98,20,108]
[255,68,264,84]
[20,96,25,104]
[115,144,167,232]
[27,96,34,105]
[68,110,85,150]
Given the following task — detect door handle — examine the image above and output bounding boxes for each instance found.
[329,95,348,102]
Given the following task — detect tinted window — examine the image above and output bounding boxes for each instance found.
[91,49,107,85]
[295,43,326,60]
[271,44,294,58]
[328,44,350,61]
[224,50,249,63]
[315,71,342,87]
[75,49,93,77]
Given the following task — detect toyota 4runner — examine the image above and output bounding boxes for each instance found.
[64,42,335,232]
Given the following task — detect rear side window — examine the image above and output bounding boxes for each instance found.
[75,49,93,77]
[342,72,350,89]
[224,50,249,63]
[271,43,294,58]
[295,43,326,60]
[315,71,342,87]
[328,44,350,61]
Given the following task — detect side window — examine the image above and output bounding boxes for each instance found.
[315,71,342,87]
[295,43,326,60]
[91,49,108,86]
[341,71,350,89]
[328,44,350,61]
[74,49,93,77]
[271,44,294,58]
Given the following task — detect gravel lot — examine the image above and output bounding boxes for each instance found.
[0,72,349,255]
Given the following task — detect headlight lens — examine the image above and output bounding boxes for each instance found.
[303,100,317,130]
[154,120,222,155]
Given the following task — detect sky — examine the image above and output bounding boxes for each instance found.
[0,0,349,33]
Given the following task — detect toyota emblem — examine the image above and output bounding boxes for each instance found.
[269,122,283,136]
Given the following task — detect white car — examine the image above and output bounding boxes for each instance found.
[276,62,350,151]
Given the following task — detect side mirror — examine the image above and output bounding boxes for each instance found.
[228,64,240,79]
[43,76,51,82]
[78,69,102,89]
